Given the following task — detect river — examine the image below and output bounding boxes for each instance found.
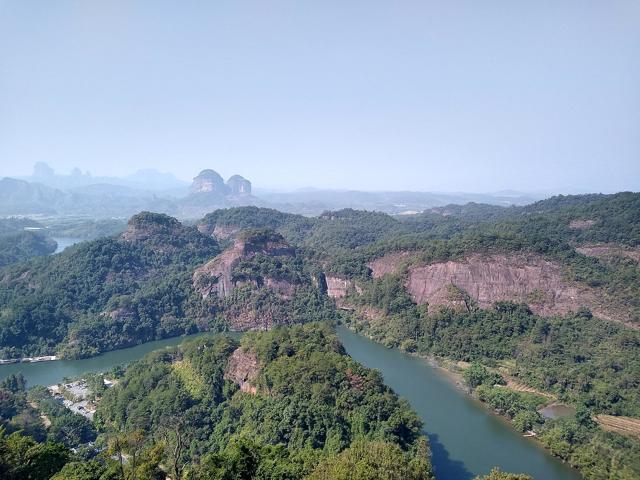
[0,327,582,479]
[336,325,582,480]
[0,334,215,387]
[52,237,84,254]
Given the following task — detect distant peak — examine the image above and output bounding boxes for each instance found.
[191,169,227,194]
[226,175,252,195]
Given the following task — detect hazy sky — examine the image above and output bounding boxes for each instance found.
[1,1,639,193]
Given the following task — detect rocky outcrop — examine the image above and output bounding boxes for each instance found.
[189,170,252,197]
[190,169,228,195]
[193,246,241,298]
[196,223,241,241]
[213,224,241,240]
[181,171,257,216]
[367,251,413,278]
[103,307,136,323]
[226,175,252,195]
[325,276,362,298]
[193,232,295,299]
[406,253,617,321]
[224,300,294,331]
[576,244,640,263]
[264,277,296,298]
[224,347,259,394]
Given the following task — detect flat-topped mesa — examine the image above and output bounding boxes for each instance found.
[190,169,229,195]
[193,229,295,299]
[121,211,183,243]
[226,175,252,195]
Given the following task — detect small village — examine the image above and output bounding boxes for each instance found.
[46,376,116,420]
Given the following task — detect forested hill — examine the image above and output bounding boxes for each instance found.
[0,211,335,359]
[0,193,639,478]
[195,193,640,479]
[0,218,57,268]
[198,194,640,324]
[91,323,434,479]
[1,193,639,359]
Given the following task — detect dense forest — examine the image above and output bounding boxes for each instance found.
[0,219,57,268]
[0,192,639,478]
[0,212,339,359]
[1,324,441,480]
[0,324,539,479]
[0,231,57,268]
[0,212,222,358]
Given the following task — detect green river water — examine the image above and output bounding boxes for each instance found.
[0,334,210,387]
[336,325,582,480]
[0,327,582,479]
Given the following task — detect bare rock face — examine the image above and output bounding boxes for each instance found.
[407,253,609,319]
[213,224,241,240]
[576,244,640,263]
[325,276,357,298]
[225,301,294,331]
[264,277,296,298]
[106,307,135,321]
[226,175,252,195]
[224,347,259,394]
[193,246,240,298]
[193,232,295,299]
[190,169,229,195]
[367,251,413,278]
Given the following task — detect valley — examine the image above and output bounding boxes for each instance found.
[0,193,639,479]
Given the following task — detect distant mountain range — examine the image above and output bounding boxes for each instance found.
[25,162,189,192]
[1,162,542,218]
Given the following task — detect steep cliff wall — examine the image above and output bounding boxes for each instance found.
[367,251,413,278]
[192,233,295,299]
[406,253,622,322]
[325,276,353,298]
[223,347,259,394]
[325,276,363,298]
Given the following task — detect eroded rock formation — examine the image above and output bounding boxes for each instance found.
[190,169,228,195]
[367,251,413,278]
[406,253,613,320]
[226,175,252,195]
[193,232,295,299]
[325,276,362,298]
[224,347,259,394]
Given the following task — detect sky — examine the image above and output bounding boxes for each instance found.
[0,1,639,193]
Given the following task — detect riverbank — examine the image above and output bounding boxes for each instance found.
[336,324,583,479]
[0,331,241,388]
[338,323,588,470]
[340,321,570,417]
[0,355,58,364]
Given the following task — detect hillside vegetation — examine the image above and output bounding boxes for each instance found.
[0,192,638,478]
[96,323,433,479]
